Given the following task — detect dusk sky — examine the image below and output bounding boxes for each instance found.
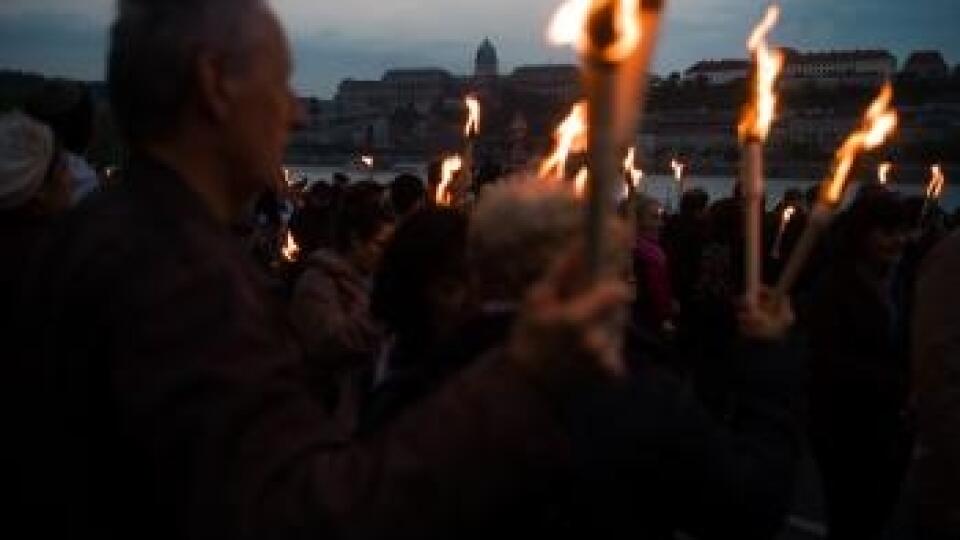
[1,0,957,98]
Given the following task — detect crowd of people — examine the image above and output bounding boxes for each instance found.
[3,1,958,539]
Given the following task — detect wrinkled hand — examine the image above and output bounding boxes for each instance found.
[508,247,631,386]
[738,287,795,341]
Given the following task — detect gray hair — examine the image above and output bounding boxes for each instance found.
[469,178,632,302]
[107,0,262,142]
[468,180,609,302]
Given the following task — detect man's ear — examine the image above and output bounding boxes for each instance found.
[195,52,240,124]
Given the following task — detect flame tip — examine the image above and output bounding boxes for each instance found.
[548,0,643,62]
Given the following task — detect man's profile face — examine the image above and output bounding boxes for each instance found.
[221,6,304,197]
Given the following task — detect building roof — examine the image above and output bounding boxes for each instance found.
[476,38,498,66]
[510,64,580,77]
[684,60,750,75]
[338,79,382,92]
[904,50,948,67]
[382,69,453,83]
[783,49,895,64]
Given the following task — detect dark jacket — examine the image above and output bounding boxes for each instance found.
[912,232,960,535]
[11,155,574,540]
[1,210,52,321]
[362,308,515,432]
[366,308,805,539]
[804,260,911,422]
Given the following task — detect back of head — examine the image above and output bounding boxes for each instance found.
[108,0,262,144]
[679,188,709,217]
[838,190,907,258]
[468,180,583,303]
[782,188,803,207]
[333,183,392,255]
[371,208,469,336]
[390,174,426,217]
[26,80,94,155]
[707,197,743,244]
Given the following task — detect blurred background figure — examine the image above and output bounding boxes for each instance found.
[289,183,394,420]
[632,195,675,336]
[663,188,709,317]
[1,109,71,311]
[388,173,426,221]
[803,191,914,540]
[912,229,960,540]
[25,80,99,205]
[365,207,471,430]
[289,180,335,259]
[686,196,745,416]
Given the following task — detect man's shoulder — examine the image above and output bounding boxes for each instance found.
[38,180,254,304]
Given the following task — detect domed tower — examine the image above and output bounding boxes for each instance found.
[475,38,499,79]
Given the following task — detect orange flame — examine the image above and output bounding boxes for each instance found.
[927,165,946,199]
[671,158,685,182]
[438,155,463,206]
[548,0,641,62]
[574,166,590,197]
[539,101,589,180]
[822,83,898,205]
[878,162,892,185]
[739,5,785,142]
[282,231,300,262]
[464,96,481,137]
[780,206,796,232]
[624,146,644,190]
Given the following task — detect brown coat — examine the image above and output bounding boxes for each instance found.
[289,250,383,374]
[12,154,572,540]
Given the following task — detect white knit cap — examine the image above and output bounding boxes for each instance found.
[0,110,55,210]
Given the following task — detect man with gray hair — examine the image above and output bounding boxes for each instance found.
[11,2,635,538]
[458,181,805,538]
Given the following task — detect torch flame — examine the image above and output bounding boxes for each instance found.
[574,166,590,197]
[822,83,898,205]
[739,5,785,142]
[548,0,642,62]
[464,96,481,137]
[671,158,685,182]
[927,165,946,199]
[282,231,300,262]
[878,162,892,185]
[539,101,589,180]
[438,155,463,206]
[781,206,796,232]
[624,146,644,190]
